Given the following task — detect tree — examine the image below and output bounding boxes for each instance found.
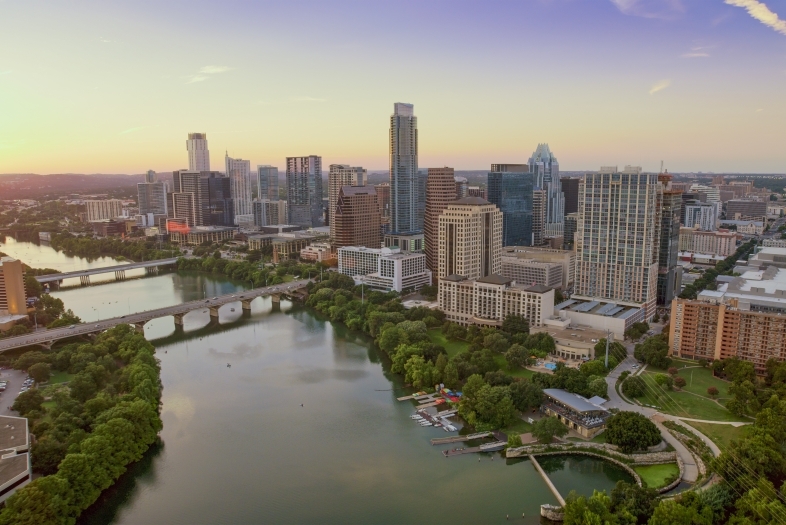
[502,314,529,335]
[483,332,509,354]
[28,362,51,383]
[587,377,608,398]
[654,373,673,390]
[648,499,712,525]
[12,389,44,416]
[707,386,719,398]
[505,344,528,369]
[668,367,678,376]
[604,411,661,454]
[610,480,658,525]
[579,360,607,378]
[563,490,617,525]
[674,376,686,390]
[622,376,646,398]
[508,380,542,411]
[507,433,522,448]
[13,351,50,371]
[532,416,567,443]
[443,361,459,389]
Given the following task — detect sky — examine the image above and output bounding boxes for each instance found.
[0,0,785,174]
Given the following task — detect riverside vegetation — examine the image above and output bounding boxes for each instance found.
[0,325,163,525]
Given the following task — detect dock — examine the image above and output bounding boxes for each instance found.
[529,454,566,506]
[430,431,492,445]
[442,446,481,457]
[396,392,429,401]
[416,399,446,409]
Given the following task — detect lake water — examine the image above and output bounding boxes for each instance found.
[1,239,633,525]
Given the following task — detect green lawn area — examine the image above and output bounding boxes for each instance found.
[644,361,730,399]
[684,421,751,450]
[493,354,535,379]
[502,416,535,435]
[635,369,742,422]
[427,329,469,358]
[47,370,75,384]
[633,463,680,489]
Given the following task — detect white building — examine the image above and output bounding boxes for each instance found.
[501,246,575,289]
[763,238,786,248]
[679,227,736,257]
[226,153,252,223]
[338,246,431,293]
[719,220,764,235]
[438,274,554,328]
[690,184,720,203]
[0,415,31,503]
[500,255,563,289]
[328,164,368,240]
[186,132,210,171]
[684,202,720,231]
[85,199,123,222]
[437,197,503,281]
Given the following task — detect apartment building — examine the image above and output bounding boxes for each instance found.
[501,246,575,289]
[437,197,502,281]
[85,199,123,222]
[500,255,563,289]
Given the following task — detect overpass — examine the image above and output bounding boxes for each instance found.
[0,280,310,353]
[35,257,180,286]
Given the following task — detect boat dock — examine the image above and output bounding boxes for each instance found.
[529,454,566,506]
[417,399,446,409]
[396,392,430,401]
[430,431,492,445]
[442,446,481,457]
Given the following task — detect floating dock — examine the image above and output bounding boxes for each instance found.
[430,431,492,445]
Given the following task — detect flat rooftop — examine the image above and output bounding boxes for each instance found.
[0,415,28,452]
[0,454,29,487]
[543,388,608,414]
[532,325,608,344]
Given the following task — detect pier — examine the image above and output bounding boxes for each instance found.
[430,431,492,445]
[529,454,566,507]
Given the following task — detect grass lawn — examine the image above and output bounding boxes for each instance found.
[493,354,535,379]
[635,371,742,422]
[643,361,730,399]
[47,370,75,384]
[502,416,535,435]
[684,421,751,450]
[427,329,469,358]
[633,463,680,489]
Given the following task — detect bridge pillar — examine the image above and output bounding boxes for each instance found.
[133,321,146,334]
[145,266,159,275]
[173,313,185,326]
[209,306,220,320]
[241,299,254,312]
[80,275,90,286]
[271,294,281,305]
[115,270,126,281]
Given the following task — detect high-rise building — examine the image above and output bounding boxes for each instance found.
[171,170,234,227]
[454,177,468,199]
[374,183,391,222]
[328,165,367,239]
[690,184,720,203]
[564,212,578,249]
[137,171,168,216]
[437,197,502,281]
[333,186,380,249]
[726,199,767,221]
[145,170,156,184]
[684,202,720,231]
[286,156,323,228]
[85,200,123,222]
[680,193,698,225]
[657,175,683,306]
[389,103,420,235]
[424,167,458,279]
[574,166,660,318]
[562,177,581,215]
[0,257,26,316]
[487,164,534,246]
[186,133,210,171]
[467,187,487,200]
[252,199,286,228]
[257,165,279,201]
[528,144,563,236]
[532,189,546,246]
[225,154,252,224]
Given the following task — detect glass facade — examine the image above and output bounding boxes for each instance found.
[487,171,534,246]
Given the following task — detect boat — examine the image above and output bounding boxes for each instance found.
[419,422,433,426]
[443,426,450,432]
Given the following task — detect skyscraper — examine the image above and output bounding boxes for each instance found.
[333,186,381,249]
[328,165,367,239]
[257,165,279,201]
[487,164,534,247]
[424,167,458,279]
[454,177,468,199]
[374,183,391,223]
[145,170,156,183]
[528,144,563,236]
[561,177,581,215]
[657,174,683,306]
[225,154,252,224]
[437,197,502,281]
[532,189,546,246]
[286,155,323,228]
[171,170,234,227]
[137,170,168,217]
[389,103,420,235]
[186,133,210,171]
[574,166,660,318]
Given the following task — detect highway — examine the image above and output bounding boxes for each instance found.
[35,257,180,283]
[0,280,310,353]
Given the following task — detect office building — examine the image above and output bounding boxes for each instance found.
[286,155,323,228]
[487,164,534,246]
[657,175,683,306]
[726,199,766,221]
[562,177,581,215]
[252,199,287,228]
[225,154,252,224]
[763,238,786,248]
[338,246,430,293]
[532,189,546,246]
[454,177,468,199]
[500,255,563,289]
[501,246,575,289]
[690,184,720,203]
[574,166,660,318]
[328,165,367,239]
[384,233,424,252]
[300,243,335,263]
[0,257,26,316]
[168,225,237,245]
[684,202,720,231]
[137,171,168,217]
[437,197,502,281]
[467,186,487,199]
[424,167,458,278]
[257,165,279,201]
[186,132,210,171]
[720,220,764,235]
[679,227,736,257]
[374,183,391,222]
[529,144,563,236]
[680,193,698,224]
[438,274,554,328]
[170,170,234,227]
[564,212,578,249]
[389,103,421,235]
[333,186,380,248]
[85,199,123,222]
[145,170,156,183]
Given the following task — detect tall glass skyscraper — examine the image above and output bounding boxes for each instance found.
[389,103,421,235]
[528,144,563,236]
[257,165,279,201]
[286,155,323,228]
[487,164,534,247]
[225,153,252,224]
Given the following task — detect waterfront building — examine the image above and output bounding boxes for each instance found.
[574,166,660,319]
[168,225,237,245]
[338,246,431,293]
[257,165,279,201]
[529,144,563,237]
[247,230,327,263]
[171,170,234,227]
[487,164,534,246]
[561,177,581,215]
[541,389,609,439]
[225,154,253,224]
[726,199,766,222]
[657,175,683,306]
[328,165,367,239]
[286,155,323,228]
[389,103,422,235]
[0,257,26,319]
[500,255,563,289]
[438,274,554,328]
[333,186,380,249]
[186,132,210,171]
[0,415,31,503]
[424,167,458,279]
[85,199,123,222]
[684,202,720,231]
[437,197,502,281]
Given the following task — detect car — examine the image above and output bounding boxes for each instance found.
[213,297,218,300]
[205,300,210,303]
[95,324,99,328]
[69,325,75,329]
[632,364,640,369]
[231,295,236,298]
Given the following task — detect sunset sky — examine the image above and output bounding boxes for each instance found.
[1,0,785,174]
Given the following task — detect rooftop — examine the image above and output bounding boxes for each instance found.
[543,388,608,414]
[452,196,490,206]
[0,415,28,452]
[477,274,513,285]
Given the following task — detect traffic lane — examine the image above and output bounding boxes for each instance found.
[0,368,31,416]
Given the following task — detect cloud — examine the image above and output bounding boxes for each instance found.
[610,0,684,19]
[290,96,326,102]
[725,0,786,36]
[99,37,112,43]
[649,79,671,94]
[186,65,232,84]
[681,52,709,58]
[0,70,11,75]
[120,125,158,135]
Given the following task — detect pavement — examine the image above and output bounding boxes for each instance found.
[0,369,30,416]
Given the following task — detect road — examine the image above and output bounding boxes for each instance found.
[0,280,311,353]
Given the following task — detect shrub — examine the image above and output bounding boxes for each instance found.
[605,411,661,453]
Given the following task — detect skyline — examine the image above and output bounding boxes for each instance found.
[1,0,785,174]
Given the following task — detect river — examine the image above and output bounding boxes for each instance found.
[1,238,633,524]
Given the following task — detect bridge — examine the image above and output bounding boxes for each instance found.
[35,257,180,286]
[0,280,311,353]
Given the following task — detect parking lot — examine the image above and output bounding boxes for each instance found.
[0,368,32,417]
